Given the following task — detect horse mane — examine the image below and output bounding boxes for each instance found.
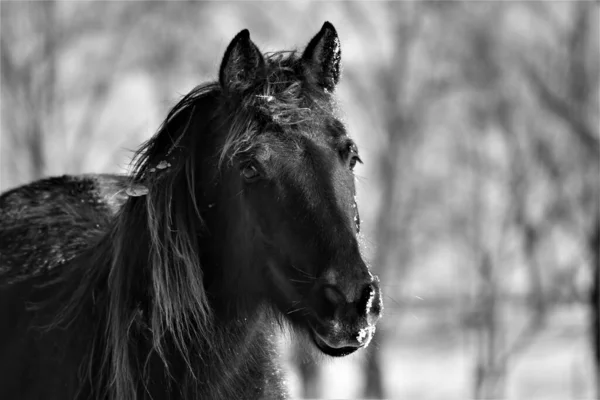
[114,92,215,400]
[41,49,334,400]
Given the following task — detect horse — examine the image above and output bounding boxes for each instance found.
[0,22,383,400]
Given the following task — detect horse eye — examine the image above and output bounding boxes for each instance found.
[344,142,362,171]
[349,155,361,171]
[241,164,260,182]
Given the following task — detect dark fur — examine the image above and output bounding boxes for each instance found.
[0,174,129,283]
[0,23,382,400]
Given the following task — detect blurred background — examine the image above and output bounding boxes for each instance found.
[1,1,599,399]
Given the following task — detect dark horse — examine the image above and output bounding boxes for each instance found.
[0,23,382,400]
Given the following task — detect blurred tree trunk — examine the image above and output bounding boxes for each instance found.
[473,252,505,399]
[461,12,509,398]
[0,1,58,182]
[35,0,57,179]
[294,342,322,399]
[343,3,461,396]
[360,4,423,398]
[363,346,384,398]
[591,214,600,393]
[520,2,599,392]
[467,109,507,398]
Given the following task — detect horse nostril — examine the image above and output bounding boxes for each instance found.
[357,283,376,316]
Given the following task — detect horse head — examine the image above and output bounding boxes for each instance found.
[198,23,383,356]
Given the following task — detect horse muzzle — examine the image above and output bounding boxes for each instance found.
[308,275,383,357]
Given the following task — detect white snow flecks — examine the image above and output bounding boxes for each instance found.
[256,94,275,102]
[156,160,171,170]
[126,184,149,197]
[365,285,375,315]
[356,325,376,348]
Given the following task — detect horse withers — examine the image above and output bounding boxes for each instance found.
[0,22,382,400]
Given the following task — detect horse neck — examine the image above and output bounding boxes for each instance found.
[92,196,277,398]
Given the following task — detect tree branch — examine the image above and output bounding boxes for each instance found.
[520,57,600,158]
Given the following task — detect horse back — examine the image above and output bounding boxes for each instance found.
[0,173,124,399]
[0,174,129,283]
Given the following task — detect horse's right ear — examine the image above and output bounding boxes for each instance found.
[219,29,265,92]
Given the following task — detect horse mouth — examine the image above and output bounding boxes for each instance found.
[309,328,360,357]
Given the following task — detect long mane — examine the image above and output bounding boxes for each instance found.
[108,84,220,399]
[38,83,224,399]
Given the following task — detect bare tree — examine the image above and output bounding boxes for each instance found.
[1,1,57,183]
[517,2,600,393]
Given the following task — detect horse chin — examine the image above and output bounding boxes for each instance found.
[309,328,359,357]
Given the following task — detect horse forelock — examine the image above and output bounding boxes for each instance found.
[218,50,336,168]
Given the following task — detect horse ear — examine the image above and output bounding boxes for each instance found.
[301,22,342,92]
[219,29,265,92]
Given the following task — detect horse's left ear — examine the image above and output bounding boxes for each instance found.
[219,29,265,92]
[301,21,342,92]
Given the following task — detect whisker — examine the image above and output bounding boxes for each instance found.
[384,294,403,307]
[290,264,315,279]
[288,278,311,284]
[286,307,307,315]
